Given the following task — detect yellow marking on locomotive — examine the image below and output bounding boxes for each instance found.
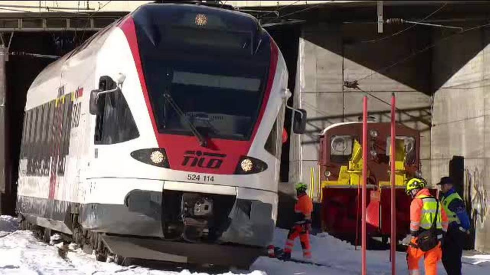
[322,138,408,188]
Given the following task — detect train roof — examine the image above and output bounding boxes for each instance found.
[320,121,418,135]
[320,122,362,135]
[28,2,261,94]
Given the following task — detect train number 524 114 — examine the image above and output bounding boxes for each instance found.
[187,174,214,182]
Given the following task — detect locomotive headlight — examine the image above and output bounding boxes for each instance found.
[235,156,268,174]
[150,151,165,164]
[130,148,170,168]
[370,149,377,157]
[324,171,331,177]
[370,130,378,138]
[241,158,253,172]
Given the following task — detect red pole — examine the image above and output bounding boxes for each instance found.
[390,94,396,274]
[355,183,361,250]
[362,96,368,275]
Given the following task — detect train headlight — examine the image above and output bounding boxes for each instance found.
[324,171,331,177]
[370,149,377,157]
[131,148,170,168]
[370,130,378,138]
[241,158,253,172]
[150,151,165,164]
[235,156,268,174]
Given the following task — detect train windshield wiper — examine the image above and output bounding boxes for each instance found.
[163,93,208,148]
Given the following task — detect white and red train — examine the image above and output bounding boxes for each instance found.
[16,2,306,267]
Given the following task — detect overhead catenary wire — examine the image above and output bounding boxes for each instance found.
[261,3,323,25]
[387,18,463,31]
[353,86,432,126]
[360,2,448,44]
[256,0,301,20]
[9,51,60,59]
[0,3,94,11]
[348,20,490,87]
[78,0,113,44]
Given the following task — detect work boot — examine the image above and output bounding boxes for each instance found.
[278,251,291,261]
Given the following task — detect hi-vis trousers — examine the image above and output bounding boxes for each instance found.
[284,224,312,259]
[406,238,442,275]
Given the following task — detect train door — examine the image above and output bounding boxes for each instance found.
[88,76,139,178]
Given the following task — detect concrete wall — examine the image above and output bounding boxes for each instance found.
[290,23,432,185]
[431,27,490,253]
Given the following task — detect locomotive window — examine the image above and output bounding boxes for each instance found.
[330,135,353,163]
[20,110,30,159]
[264,104,286,159]
[94,77,139,145]
[265,121,278,158]
[46,101,54,153]
[36,105,46,176]
[165,26,253,55]
[386,136,416,165]
[26,109,34,174]
[172,71,261,92]
[40,103,49,176]
[27,107,37,176]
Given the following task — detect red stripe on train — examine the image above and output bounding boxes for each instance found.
[119,16,278,174]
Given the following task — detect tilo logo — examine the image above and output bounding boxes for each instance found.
[182,151,225,169]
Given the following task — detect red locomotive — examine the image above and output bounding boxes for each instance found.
[318,122,422,244]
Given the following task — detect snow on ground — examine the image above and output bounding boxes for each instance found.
[0,215,489,275]
[250,229,490,275]
[0,216,261,275]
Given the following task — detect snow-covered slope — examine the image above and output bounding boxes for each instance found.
[0,216,488,275]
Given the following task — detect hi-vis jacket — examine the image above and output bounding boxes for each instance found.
[441,188,471,231]
[294,193,313,223]
[410,189,449,235]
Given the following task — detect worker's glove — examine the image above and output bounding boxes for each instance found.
[401,234,412,246]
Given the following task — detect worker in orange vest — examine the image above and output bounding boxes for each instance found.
[280,182,313,260]
[405,177,449,275]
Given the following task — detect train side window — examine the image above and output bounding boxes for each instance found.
[42,102,50,176]
[20,111,29,159]
[330,135,353,163]
[36,105,45,176]
[47,101,55,174]
[30,107,39,175]
[264,104,286,159]
[28,108,39,175]
[264,121,278,157]
[39,103,49,175]
[25,110,34,174]
[57,97,71,176]
[94,77,139,144]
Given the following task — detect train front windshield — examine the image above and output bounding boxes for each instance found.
[134,5,272,141]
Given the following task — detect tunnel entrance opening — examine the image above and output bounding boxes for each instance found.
[266,24,301,229]
[1,31,95,215]
[266,24,301,184]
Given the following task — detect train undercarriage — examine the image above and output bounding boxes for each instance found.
[17,190,270,269]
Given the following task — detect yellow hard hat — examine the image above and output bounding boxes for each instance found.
[405,178,426,195]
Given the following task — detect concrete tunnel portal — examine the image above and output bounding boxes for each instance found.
[0,12,122,214]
